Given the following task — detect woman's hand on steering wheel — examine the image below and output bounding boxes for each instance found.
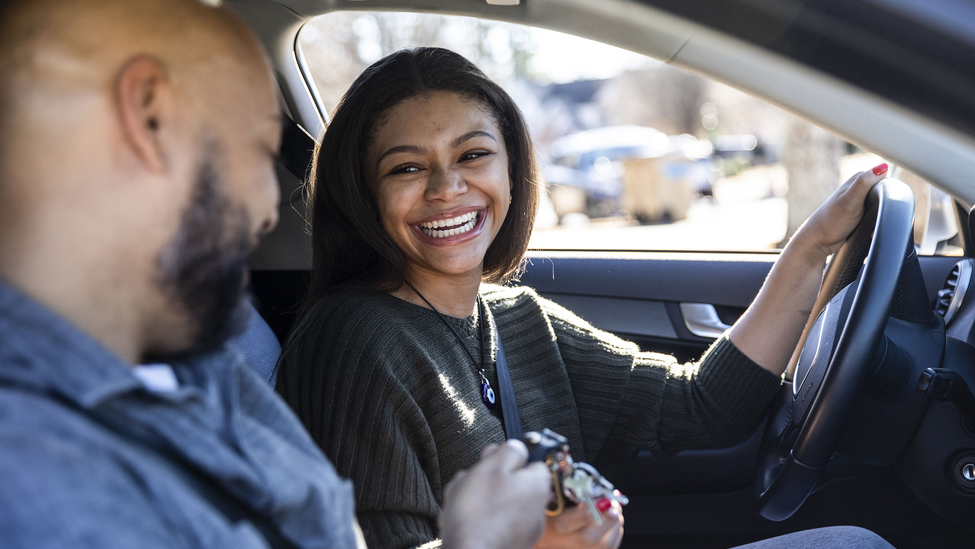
[793,164,890,259]
[728,163,891,374]
[533,500,624,549]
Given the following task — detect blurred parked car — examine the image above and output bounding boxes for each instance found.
[545,125,712,221]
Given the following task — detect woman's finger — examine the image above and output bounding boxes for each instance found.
[582,507,622,546]
[847,163,888,198]
[833,166,885,209]
[600,518,624,549]
[550,504,594,535]
[612,500,624,527]
[834,165,888,223]
[798,162,892,256]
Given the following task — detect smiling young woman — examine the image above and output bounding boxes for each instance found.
[276,47,894,549]
[297,47,538,309]
[364,91,514,316]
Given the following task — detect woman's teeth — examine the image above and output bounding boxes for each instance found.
[419,211,479,238]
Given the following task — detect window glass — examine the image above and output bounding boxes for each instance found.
[298,12,954,255]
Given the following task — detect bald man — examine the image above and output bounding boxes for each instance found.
[0,1,549,548]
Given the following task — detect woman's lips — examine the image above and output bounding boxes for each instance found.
[418,210,480,238]
[413,209,486,242]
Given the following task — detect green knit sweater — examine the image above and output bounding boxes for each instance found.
[277,284,780,549]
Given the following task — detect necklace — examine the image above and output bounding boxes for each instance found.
[405,281,496,409]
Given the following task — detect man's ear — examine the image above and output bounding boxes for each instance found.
[115,55,173,173]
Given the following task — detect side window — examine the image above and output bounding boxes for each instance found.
[297,12,957,255]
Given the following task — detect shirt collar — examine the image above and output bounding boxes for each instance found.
[132,363,181,393]
[0,280,142,409]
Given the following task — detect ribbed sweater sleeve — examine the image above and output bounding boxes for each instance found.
[526,289,781,475]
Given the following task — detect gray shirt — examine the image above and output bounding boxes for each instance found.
[0,280,357,548]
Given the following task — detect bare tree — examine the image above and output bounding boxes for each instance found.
[373,13,446,55]
[298,12,535,118]
[780,114,844,245]
[599,65,708,135]
[663,68,709,135]
[298,13,371,115]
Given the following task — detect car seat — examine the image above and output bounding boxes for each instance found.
[229,299,282,387]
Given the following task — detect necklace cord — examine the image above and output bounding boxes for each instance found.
[404,281,488,382]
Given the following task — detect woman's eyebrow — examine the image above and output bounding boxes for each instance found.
[451,130,497,148]
[375,131,497,167]
[377,145,426,166]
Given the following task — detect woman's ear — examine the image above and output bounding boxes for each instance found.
[115,55,173,173]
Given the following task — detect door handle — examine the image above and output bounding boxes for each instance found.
[679,303,732,338]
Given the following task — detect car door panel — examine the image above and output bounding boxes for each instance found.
[537,294,678,339]
[521,251,776,305]
[514,250,970,548]
[521,251,960,356]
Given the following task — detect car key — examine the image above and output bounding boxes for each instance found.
[576,462,630,507]
[562,467,604,524]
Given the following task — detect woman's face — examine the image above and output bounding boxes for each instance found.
[365,91,511,282]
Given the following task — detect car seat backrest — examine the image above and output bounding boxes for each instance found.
[229,300,282,387]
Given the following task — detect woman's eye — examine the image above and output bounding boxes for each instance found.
[389,165,421,175]
[460,150,491,162]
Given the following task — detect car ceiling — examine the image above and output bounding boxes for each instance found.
[229,0,975,206]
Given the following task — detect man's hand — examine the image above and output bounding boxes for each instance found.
[440,440,551,549]
[534,500,624,549]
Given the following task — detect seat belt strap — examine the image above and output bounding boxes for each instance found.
[490,314,523,440]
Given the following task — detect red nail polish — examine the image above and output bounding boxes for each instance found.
[596,498,612,513]
[872,163,889,175]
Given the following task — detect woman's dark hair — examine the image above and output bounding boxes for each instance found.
[303,47,540,306]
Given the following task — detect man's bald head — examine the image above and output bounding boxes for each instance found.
[0,0,268,135]
[0,0,282,363]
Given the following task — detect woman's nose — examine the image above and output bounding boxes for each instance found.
[424,167,467,201]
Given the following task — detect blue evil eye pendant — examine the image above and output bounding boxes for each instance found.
[482,380,496,409]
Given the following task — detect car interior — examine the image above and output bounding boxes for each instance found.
[226,0,975,547]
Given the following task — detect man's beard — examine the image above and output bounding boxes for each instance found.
[152,146,252,360]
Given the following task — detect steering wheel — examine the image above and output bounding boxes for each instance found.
[755,179,916,521]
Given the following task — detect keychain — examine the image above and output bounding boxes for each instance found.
[520,429,629,525]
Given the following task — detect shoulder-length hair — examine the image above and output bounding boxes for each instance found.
[304,47,540,306]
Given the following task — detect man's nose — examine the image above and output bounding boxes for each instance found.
[260,208,279,236]
[259,177,281,236]
[424,167,467,201]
